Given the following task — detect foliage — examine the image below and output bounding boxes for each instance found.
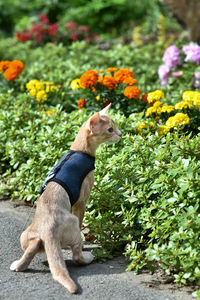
[1,87,200,287]
[138,90,200,136]
[0,28,200,288]
[15,14,98,46]
[0,0,164,36]
[70,67,146,115]
[158,42,200,87]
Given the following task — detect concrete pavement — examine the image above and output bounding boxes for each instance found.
[0,200,194,300]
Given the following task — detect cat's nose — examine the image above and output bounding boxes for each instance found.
[118,130,122,137]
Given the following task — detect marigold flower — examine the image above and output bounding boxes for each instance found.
[3,67,19,81]
[145,101,163,117]
[160,105,175,113]
[124,86,141,99]
[80,70,98,88]
[137,122,147,132]
[102,75,116,90]
[123,77,137,85]
[26,79,40,90]
[0,61,10,71]
[9,60,24,73]
[78,98,86,109]
[114,68,133,83]
[147,90,164,103]
[165,113,190,128]
[98,76,103,84]
[175,101,192,110]
[36,90,47,103]
[71,78,81,90]
[29,88,37,97]
[106,67,118,73]
[158,125,170,135]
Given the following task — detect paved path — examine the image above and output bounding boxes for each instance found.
[0,201,194,300]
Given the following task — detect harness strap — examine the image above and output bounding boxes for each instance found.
[39,150,75,194]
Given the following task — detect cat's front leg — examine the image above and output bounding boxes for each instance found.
[72,201,86,229]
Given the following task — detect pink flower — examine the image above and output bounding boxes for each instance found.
[162,45,180,68]
[158,64,170,86]
[172,71,183,77]
[182,43,200,65]
[193,71,200,89]
[79,25,89,32]
[65,21,77,31]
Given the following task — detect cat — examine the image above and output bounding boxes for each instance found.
[10,103,122,294]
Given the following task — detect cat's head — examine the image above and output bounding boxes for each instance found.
[86,104,122,144]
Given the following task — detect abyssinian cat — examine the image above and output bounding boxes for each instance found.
[10,104,122,294]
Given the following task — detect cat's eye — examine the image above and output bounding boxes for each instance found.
[108,127,114,133]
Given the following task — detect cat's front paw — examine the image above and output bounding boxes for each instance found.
[82,251,94,264]
[10,260,26,272]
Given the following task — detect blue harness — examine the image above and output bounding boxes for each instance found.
[39,150,95,206]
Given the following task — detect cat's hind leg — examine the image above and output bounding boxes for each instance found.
[10,237,42,272]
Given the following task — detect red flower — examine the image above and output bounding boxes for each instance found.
[48,23,58,37]
[16,31,32,42]
[71,33,78,41]
[39,14,49,24]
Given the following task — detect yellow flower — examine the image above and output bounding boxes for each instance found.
[96,95,100,101]
[158,125,169,135]
[137,122,147,132]
[165,113,190,128]
[45,109,55,114]
[193,92,200,107]
[175,101,192,110]
[147,90,164,103]
[29,88,37,97]
[161,105,175,113]
[70,78,81,90]
[45,82,55,93]
[182,91,196,102]
[145,101,163,117]
[26,79,40,90]
[36,90,47,103]
[35,81,44,91]
[137,121,155,132]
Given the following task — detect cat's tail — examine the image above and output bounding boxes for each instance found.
[44,233,77,294]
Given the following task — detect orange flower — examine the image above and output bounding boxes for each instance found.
[124,86,141,99]
[102,75,116,90]
[106,67,118,73]
[0,61,10,71]
[142,93,148,104]
[114,68,133,83]
[123,77,137,85]
[80,70,98,88]
[9,60,24,73]
[78,98,86,109]
[98,76,103,84]
[4,67,19,81]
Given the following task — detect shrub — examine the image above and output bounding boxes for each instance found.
[15,14,98,46]
[70,67,146,114]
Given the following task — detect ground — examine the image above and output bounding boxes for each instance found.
[0,200,195,300]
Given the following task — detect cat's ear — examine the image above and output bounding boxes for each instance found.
[99,103,111,116]
[87,112,101,133]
